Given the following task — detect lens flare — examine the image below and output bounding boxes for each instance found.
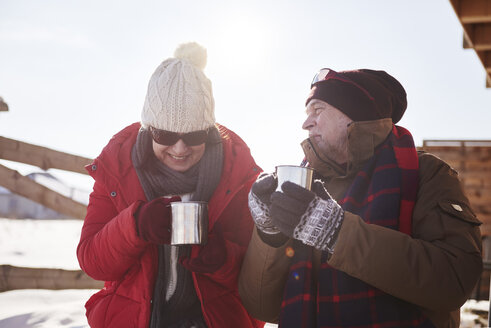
[293,272,300,280]
[285,246,295,258]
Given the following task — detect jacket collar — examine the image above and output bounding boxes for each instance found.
[301,118,393,179]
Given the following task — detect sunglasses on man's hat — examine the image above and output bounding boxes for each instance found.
[311,68,375,102]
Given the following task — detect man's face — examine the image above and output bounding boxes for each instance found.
[302,99,353,165]
[152,139,205,172]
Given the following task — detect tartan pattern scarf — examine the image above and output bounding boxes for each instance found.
[280,125,435,328]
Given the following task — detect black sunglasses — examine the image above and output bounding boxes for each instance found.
[149,126,210,146]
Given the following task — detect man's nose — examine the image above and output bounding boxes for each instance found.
[302,115,314,130]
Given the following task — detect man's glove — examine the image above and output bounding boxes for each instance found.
[248,173,280,234]
[135,196,181,244]
[180,224,226,273]
[270,180,344,254]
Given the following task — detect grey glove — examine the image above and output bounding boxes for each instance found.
[248,173,280,234]
[271,180,344,254]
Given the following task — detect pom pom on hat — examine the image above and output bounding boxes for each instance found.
[174,42,207,70]
[141,42,215,133]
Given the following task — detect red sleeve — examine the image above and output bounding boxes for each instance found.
[77,180,149,281]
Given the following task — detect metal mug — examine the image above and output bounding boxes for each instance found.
[275,165,314,191]
[170,201,208,245]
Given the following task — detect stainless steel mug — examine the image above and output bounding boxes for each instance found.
[170,201,208,245]
[275,165,314,191]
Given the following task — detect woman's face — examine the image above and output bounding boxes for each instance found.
[152,139,206,172]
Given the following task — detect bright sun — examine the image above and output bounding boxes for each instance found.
[206,15,274,78]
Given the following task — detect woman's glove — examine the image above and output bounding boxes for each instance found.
[248,173,280,234]
[135,196,181,244]
[270,180,344,254]
[180,223,226,273]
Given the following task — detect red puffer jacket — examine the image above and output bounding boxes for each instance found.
[77,122,264,328]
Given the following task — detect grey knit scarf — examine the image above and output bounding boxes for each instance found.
[132,126,223,328]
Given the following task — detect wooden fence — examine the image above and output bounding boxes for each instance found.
[0,133,99,290]
[0,265,103,292]
[0,136,91,220]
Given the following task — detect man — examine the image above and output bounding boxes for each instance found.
[77,42,263,328]
[239,68,482,327]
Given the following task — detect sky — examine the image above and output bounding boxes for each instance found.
[1,0,491,192]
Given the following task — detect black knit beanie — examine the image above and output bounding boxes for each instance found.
[306,69,407,123]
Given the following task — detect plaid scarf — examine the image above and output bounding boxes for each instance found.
[280,125,435,328]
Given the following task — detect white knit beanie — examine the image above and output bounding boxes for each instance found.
[141,42,215,133]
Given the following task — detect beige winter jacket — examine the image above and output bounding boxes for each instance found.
[238,119,483,328]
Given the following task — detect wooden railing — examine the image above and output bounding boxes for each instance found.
[0,131,99,290]
[0,265,103,292]
[0,136,92,220]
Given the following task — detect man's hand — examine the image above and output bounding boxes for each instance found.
[248,173,281,234]
[270,180,344,254]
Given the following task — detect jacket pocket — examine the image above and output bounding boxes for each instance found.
[438,200,482,254]
[413,209,445,242]
[86,285,141,328]
[438,200,482,226]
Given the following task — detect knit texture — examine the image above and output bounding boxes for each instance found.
[248,192,280,234]
[293,196,343,253]
[141,42,215,133]
[279,125,434,328]
[307,69,407,123]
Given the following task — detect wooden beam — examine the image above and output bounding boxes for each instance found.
[463,32,473,49]
[482,50,491,69]
[473,207,491,214]
[421,140,491,147]
[467,196,491,208]
[476,48,491,88]
[0,136,92,175]
[485,51,491,86]
[468,24,491,50]
[449,0,491,88]
[466,188,491,200]
[458,0,491,24]
[481,224,491,237]
[418,152,491,164]
[0,163,87,220]
[0,265,103,292]
[421,153,491,163]
[0,97,7,112]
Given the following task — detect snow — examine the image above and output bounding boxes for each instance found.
[0,219,82,270]
[0,218,486,327]
[0,289,96,328]
[0,218,93,328]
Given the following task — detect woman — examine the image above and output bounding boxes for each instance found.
[77,42,263,328]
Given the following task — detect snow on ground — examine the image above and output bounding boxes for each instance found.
[460,300,489,328]
[0,218,486,327]
[0,218,93,328]
[0,219,82,270]
[0,289,96,328]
